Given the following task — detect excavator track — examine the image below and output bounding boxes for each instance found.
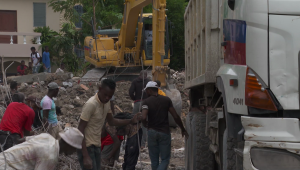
[81,67,152,82]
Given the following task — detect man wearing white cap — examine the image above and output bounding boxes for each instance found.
[41,82,61,139]
[0,127,84,170]
[141,81,189,170]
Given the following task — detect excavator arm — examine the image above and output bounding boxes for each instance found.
[117,0,168,86]
[117,0,152,65]
[151,0,168,87]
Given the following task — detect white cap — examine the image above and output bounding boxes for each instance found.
[143,81,159,91]
[59,127,84,149]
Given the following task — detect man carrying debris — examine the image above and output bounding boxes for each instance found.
[4,81,18,106]
[0,93,35,151]
[0,127,84,169]
[101,112,142,170]
[77,79,141,170]
[41,82,62,139]
[129,70,149,149]
[141,81,188,170]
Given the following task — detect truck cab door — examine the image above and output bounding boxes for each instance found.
[269,15,300,110]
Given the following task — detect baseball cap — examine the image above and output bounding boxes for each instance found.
[47,82,59,90]
[59,127,84,149]
[143,81,159,91]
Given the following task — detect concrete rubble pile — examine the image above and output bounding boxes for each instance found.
[0,70,188,170]
[169,69,189,125]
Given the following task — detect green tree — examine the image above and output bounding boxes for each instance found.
[143,0,187,70]
[34,24,87,74]
[49,0,124,35]
[32,26,59,45]
[166,0,187,70]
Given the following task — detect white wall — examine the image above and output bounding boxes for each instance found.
[0,0,61,44]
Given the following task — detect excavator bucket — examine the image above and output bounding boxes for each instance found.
[165,88,182,127]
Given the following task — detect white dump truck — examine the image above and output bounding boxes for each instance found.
[184,0,300,169]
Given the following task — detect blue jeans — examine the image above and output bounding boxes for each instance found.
[148,129,171,170]
[32,65,41,73]
[123,128,143,170]
[77,145,101,170]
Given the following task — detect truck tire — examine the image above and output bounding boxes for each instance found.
[221,128,236,170]
[236,141,244,170]
[218,78,237,170]
[191,111,215,170]
[185,112,194,169]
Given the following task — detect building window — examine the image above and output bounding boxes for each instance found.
[33,3,46,27]
[74,5,83,28]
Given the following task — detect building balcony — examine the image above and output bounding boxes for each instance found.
[0,32,42,76]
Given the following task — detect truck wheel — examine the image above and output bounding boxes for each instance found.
[218,79,237,170]
[236,141,244,170]
[192,111,215,170]
[185,112,194,169]
[221,128,237,170]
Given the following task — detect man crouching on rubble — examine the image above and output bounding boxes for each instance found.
[0,93,35,151]
[77,79,142,170]
[0,127,84,169]
[101,112,142,170]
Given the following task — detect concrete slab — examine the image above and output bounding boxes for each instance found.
[7,72,72,84]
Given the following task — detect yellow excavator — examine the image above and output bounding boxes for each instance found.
[82,0,181,125]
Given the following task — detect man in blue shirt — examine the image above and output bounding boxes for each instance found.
[42,46,51,73]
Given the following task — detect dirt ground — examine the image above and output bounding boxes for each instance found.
[0,70,189,170]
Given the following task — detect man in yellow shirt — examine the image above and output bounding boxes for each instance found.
[77,79,141,170]
[155,80,166,96]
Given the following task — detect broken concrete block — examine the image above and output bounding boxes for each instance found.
[63,82,73,88]
[72,77,80,81]
[73,99,83,107]
[7,73,47,84]
[54,80,63,86]
[66,105,75,109]
[80,84,89,91]
[59,87,66,91]
[6,72,73,84]
[65,123,71,127]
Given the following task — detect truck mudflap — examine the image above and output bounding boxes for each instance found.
[242,116,300,170]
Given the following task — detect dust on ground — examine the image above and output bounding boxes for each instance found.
[0,70,189,170]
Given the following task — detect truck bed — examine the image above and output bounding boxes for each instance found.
[184,0,223,89]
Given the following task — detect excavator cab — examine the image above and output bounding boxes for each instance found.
[141,14,171,66]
